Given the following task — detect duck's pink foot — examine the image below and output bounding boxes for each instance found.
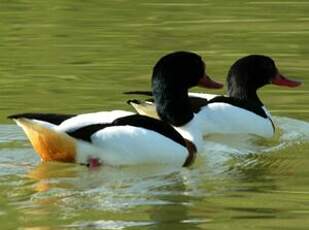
[87,157,102,169]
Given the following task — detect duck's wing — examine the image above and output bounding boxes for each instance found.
[127,99,159,119]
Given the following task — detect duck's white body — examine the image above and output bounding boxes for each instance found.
[191,92,274,137]
[13,110,193,167]
[195,101,274,138]
[58,110,134,132]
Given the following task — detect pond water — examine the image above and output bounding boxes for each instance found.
[1,0,309,229]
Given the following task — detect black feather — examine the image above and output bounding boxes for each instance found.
[207,96,267,118]
[7,113,76,125]
[67,124,110,142]
[66,114,187,148]
[123,91,153,96]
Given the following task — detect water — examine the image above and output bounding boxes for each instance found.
[1,0,309,229]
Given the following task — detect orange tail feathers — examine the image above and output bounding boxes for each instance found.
[15,118,76,162]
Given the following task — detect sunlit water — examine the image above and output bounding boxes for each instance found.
[1,0,309,229]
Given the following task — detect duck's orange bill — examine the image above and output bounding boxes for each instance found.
[272,73,302,87]
[198,74,224,89]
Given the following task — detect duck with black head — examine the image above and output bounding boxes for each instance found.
[128,54,302,138]
[7,51,222,167]
[140,51,224,151]
[151,51,223,127]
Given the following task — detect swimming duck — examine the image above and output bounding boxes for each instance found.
[127,55,302,138]
[8,51,222,167]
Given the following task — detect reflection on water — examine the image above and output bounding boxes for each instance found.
[1,0,309,229]
[1,117,309,229]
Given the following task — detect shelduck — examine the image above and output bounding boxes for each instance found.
[8,51,223,167]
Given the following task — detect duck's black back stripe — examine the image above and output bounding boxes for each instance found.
[7,113,76,125]
[66,114,187,148]
[114,115,187,147]
[189,97,208,113]
[67,124,111,142]
[207,96,268,118]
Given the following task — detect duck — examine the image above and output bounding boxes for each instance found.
[8,51,223,167]
[127,54,302,138]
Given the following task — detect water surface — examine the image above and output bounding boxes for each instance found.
[0,0,309,229]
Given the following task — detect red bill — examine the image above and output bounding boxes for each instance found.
[272,73,302,87]
[198,74,224,89]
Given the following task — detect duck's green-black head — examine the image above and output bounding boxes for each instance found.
[227,55,301,100]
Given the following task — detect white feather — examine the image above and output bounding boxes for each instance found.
[75,126,188,166]
[57,110,134,132]
[195,103,274,138]
[187,93,274,137]
[17,111,189,166]
[188,92,219,100]
[27,119,57,129]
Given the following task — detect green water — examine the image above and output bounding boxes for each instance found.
[1,0,309,229]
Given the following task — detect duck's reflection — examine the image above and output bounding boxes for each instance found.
[27,161,81,192]
[26,151,279,229]
[27,162,208,229]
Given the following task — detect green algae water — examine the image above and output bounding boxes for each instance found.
[1,0,309,229]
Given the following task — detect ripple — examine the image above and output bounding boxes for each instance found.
[0,124,26,143]
[66,220,155,229]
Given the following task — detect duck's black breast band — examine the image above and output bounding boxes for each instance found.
[207,96,268,118]
[67,114,188,148]
[7,113,76,125]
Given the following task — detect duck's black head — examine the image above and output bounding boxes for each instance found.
[227,55,301,104]
[151,51,223,126]
[153,51,202,90]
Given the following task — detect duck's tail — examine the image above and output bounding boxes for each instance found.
[12,118,76,162]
